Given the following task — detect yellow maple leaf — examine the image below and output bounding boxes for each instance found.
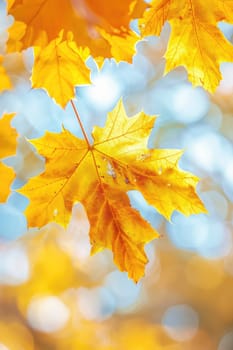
[32,31,91,107]
[0,113,17,202]
[139,0,233,91]
[19,101,206,281]
[99,29,139,64]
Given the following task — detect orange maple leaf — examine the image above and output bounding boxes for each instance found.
[7,0,145,52]
[6,0,147,107]
[139,0,233,91]
[0,114,17,202]
[19,101,206,281]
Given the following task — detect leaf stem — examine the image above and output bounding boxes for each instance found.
[70,100,92,148]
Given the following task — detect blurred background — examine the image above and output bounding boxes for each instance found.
[0,1,233,349]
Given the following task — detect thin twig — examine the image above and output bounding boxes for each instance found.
[70,100,92,148]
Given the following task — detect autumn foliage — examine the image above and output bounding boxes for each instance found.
[19,101,205,281]
[2,0,233,280]
[139,0,233,91]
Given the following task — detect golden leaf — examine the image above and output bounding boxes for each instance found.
[0,114,17,202]
[7,0,147,107]
[19,101,206,281]
[7,0,146,60]
[32,32,91,107]
[7,0,149,107]
[139,0,233,91]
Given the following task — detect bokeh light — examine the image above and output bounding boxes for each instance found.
[77,286,116,320]
[0,345,8,350]
[104,270,141,311]
[27,296,70,333]
[0,242,29,285]
[218,331,233,350]
[162,304,199,342]
[169,84,209,123]
[0,203,27,240]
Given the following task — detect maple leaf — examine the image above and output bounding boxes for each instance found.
[7,0,145,51]
[32,31,91,107]
[19,101,206,281]
[7,0,147,107]
[139,0,233,91]
[0,114,17,202]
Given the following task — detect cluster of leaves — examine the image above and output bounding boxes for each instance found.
[6,0,147,107]
[4,0,233,107]
[2,0,233,280]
